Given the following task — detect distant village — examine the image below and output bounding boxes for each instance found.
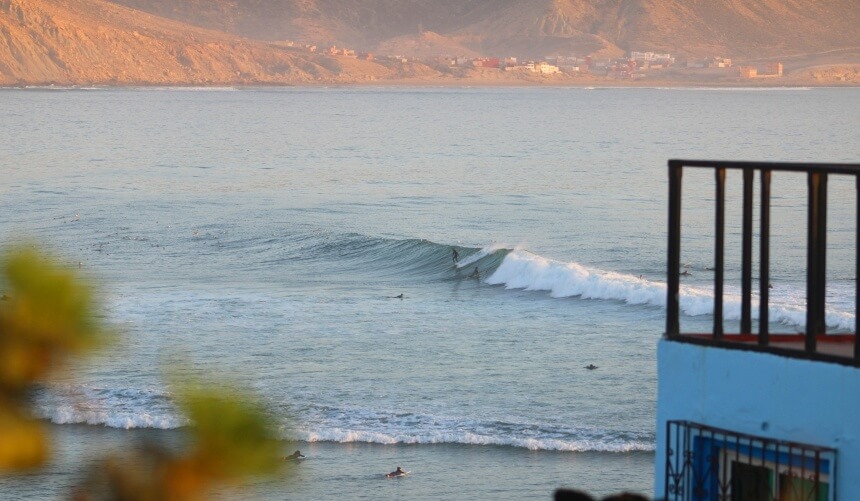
[281,41,785,80]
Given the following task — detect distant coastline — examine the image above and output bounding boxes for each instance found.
[3,78,857,89]
[4,62,859,89]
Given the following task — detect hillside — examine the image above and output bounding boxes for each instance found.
[108,0,860,59]
[0,0,423,85]
[1,0,859,86]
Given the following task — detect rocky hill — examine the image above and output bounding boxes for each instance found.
[1,0,858,86]
[108,0,860,59]
[0,0,419,85]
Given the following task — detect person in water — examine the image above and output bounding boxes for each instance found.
[387,466,406,477]
[285,450,305,460]
[469,266,480,279]
[452,248,459,264]
[585,364,598,370]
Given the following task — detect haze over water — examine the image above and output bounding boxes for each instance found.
[1,86,858,499]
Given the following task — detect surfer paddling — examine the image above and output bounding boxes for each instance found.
[386,466,408,478]
[284,450,305,460]
[585,364,598,370]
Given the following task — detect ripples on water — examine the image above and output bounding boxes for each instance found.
[1,87,858,497]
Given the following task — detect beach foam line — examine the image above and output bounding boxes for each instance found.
[31,385,655,452]
[32,385,186,430]
[291,404,654,452]
[296,428,654,452]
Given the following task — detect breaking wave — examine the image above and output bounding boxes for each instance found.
[484,247,854,330]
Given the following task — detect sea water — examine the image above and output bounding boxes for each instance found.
[0,86,858,499]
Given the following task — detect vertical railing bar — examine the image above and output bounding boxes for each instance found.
[686,422,693,501]
[762,440,771,499]
[856,175,860,359]
[715,168,726,339]
[668,161,683,338]
[820,174,828,343]
[814,450,821,501]
[741,168,754,334]
[801,445,807,501]
[760,169,771,345]
[665,420,671,500]
[690,423,697,501]
[686,424,693,501]
[682,423,688,501]
[807,172,819,352]
[788,444,794,499]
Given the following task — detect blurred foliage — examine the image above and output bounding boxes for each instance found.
[73,382,287,501]
[0,244,289,499]
[0,245,109,471]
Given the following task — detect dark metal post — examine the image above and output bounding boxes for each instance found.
[714,168,726,339]
[667,161,683,338]
[807,172,827,352]
[741,168,754,333]
[759,170,771,345]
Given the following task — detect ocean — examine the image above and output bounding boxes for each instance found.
[1,86,858,499]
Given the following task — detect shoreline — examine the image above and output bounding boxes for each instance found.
[3,80,858,90]
[3,66,860,90]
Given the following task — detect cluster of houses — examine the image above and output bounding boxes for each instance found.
[282,40,783,80]
[459,57,564,74]
[737,62,784,78]
[686,56,733,68]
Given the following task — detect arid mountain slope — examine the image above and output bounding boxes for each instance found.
[0,0,403,85]
[2,0,858,86]
[108,0,860,58]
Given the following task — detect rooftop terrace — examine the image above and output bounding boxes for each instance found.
[666,159,860,367]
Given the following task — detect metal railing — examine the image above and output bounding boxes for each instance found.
[665,420,836,501]
[666,160,860,365]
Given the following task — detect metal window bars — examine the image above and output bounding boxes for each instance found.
[665,420,836,501]
[665,160,860,365]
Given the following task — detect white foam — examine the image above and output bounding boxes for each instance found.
[289,404,654,452]
[32,385,186,430]
[296,428,653,452]
[485,249,855,330]
[31,385,654,451]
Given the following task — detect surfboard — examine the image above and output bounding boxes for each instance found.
[385,471,411,478]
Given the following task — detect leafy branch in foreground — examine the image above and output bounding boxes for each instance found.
[0,243,290,499]
[0,245,109,471]
[73,381,287,501]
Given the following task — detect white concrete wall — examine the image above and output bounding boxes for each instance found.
[654,338,860,499]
